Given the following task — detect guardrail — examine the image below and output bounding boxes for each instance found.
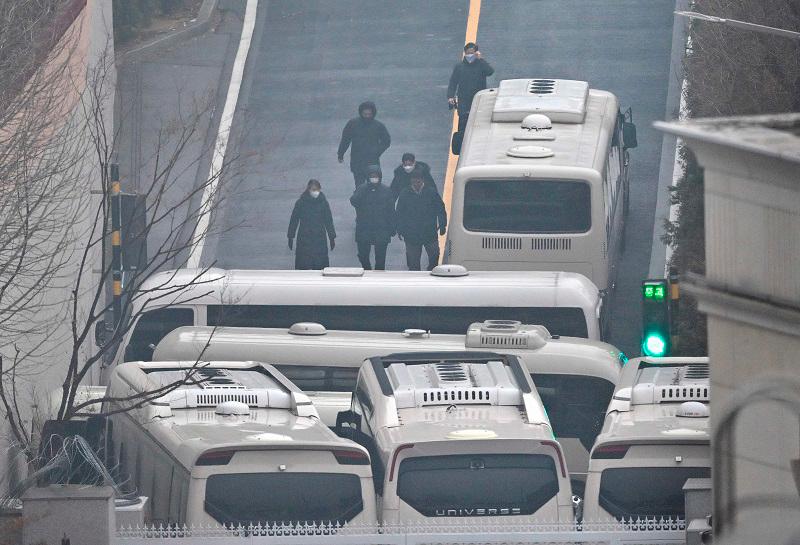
[116,519,687,545]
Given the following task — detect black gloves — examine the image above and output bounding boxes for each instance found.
[288,238,293,250]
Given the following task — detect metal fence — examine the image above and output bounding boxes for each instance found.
[115,519,686,545]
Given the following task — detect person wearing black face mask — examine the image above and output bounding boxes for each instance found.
[337,101,391,188]
[395,169,447,271]
[390,152,437,201]
[287,179,336,270]
[447,42,494,134]
[349,165,395,270]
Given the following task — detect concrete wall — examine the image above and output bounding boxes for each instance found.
[658,114,800,544]
[1,0,114,495]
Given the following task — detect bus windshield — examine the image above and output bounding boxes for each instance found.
[463,179,591,234]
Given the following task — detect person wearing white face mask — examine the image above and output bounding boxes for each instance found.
[390,152,438,201]
[349,165,395,270]
[287,179,336,270]
[447,42,494,136]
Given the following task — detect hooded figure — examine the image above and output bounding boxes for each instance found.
[287,179,336,270]
[337,101,391,188]
[349,165,395,270]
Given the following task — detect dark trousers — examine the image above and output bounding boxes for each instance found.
[405,240,440,271]
[357,240,388,270]
[457,106,470,133]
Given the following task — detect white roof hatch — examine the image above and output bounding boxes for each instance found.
[492,78,590,124]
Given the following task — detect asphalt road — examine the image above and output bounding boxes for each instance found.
[207,0,676,355]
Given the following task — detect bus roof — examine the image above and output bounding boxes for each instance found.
[135,268,601,309]
[597,356,711,446]
[153,325,622,383]
[458,84,618,173]
[108,361,367,469]
[595,403,710,447]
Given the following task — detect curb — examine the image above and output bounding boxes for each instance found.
[119,0,219,65]
[648,0,690,278]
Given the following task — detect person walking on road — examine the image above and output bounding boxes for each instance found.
[338,101,391,188]
[395,168,447,271]
[447,42,494,134]
[390,152,437,201]
[287,179,336,270]
[349,166,395,270]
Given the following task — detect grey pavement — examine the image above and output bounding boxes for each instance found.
[205,0,676,355]
[208,0,466,271]
[114,2,245,269]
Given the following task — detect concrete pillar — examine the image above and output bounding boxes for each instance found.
[22,486,114,545]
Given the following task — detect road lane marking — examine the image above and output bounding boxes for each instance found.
[187,0,258,269]
[439,0,482,257]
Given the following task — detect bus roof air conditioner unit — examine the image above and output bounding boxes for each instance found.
[465,321,551,350]
[492,78,589,123]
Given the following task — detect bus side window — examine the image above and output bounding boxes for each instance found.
[125,307,194,362]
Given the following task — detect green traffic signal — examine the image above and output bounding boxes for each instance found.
[641,278,671,357]
[642,331,668,357]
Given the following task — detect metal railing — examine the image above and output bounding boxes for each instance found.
[115,519,687,545]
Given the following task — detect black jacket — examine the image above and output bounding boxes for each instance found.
[395,186,447,244]
[287,192,336,269]
[390,161,438,200]
[350,183,396,243]
[447,58,495,110]
[337,109,391,171]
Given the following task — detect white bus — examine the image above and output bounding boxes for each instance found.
[583,357,710,522]
[445,78,638,292]
[152,320,624,488]
[115,266,603,366]
[103,361,376,526]
[335,352,574,523]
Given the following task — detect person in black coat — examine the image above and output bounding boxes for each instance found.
[447,42,494,133]
[287,179,336,270]
[349,166,395,270]
[337,101,391,188]
[395,169,447,271]
[390,152,438,201]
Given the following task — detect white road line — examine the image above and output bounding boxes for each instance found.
[187,0,258,269]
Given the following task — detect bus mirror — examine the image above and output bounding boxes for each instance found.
[623,121,638,149]
[335,410,361,438]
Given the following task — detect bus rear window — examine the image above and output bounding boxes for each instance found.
[532,375,615,451]
[463,179,591,233]
[599,467,711,519]
[205,473,363,525]
[397,454,558,517]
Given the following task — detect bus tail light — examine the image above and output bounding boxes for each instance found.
[196,450,235,465]
[332,449,370,465]
[591,444,630,459]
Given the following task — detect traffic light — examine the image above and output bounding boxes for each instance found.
[641,279,671,357]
